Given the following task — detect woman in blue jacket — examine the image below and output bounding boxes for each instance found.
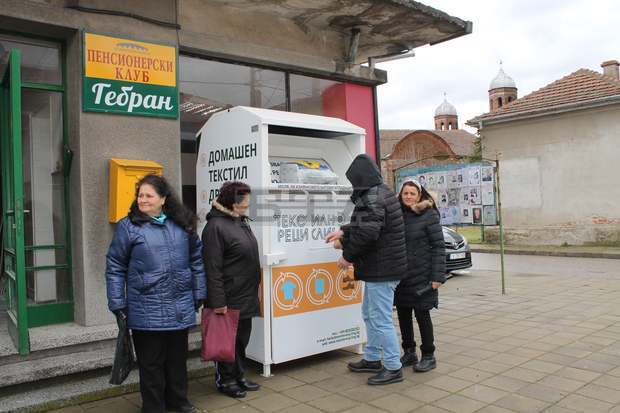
[106,174,206,413]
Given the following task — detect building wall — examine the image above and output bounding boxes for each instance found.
[0,1,385,326]
[482,104,620,245]
[382,131,454,191]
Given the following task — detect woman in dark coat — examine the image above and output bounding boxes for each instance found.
[394,178,446,372]
[201,181,261,398]
[106,174,206,413]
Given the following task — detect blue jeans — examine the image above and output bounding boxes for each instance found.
[362,280,402,371]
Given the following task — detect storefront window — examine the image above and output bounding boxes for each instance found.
[0,35,62,85]
[290,74,342,116]
[179,56,286,210]
[178,57,373,212]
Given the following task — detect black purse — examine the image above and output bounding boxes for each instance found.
[109,312,136,385]
[415,282,434,296]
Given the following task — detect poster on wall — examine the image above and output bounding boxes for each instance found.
[438,191,449,208]
[469,187,481,205]
[481,183,495,205]
[439,207,452,225]
[472,207,483,224]
[469,166,481,186]
[82,31,178,118]
[460,186,470,204]
[481,166,494,183]
[427,173,436,189]
[461,206,473,224]
[448,188,460,206]
[483,205,497,225]
[437,174,447,189]
[448,171,458,189]
[448,206,460,224]
[456,170,465,187]
[418,174,428,188]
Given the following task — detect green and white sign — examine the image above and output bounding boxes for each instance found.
[82,32,178,118]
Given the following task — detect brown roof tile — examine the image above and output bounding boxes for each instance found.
[469,69,620,124]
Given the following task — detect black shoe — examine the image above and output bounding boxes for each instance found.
[217,381,247,398]
[367,368,404,385]
[237,377,260,391]
[400,348,418,367]
[166,404,199,413]
[414,354,437,372]
[347,359,383,373]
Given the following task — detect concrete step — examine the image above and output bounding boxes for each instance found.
[0,329,202,388]
[0,354,214,413]
[0,321,120,359]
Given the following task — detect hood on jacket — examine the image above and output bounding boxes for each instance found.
[206,200,254,223]
[345,154,383,191]
[206,200,240,221]
[410,199,435,214]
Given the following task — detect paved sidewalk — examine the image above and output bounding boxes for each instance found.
[51,264,620,413]
[471,244,620,259]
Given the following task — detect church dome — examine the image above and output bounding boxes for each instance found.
[490,65,516,89]
[434,97,457,116]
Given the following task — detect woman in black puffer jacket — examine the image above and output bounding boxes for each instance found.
[201,181,261,399]
[394,179,446,372]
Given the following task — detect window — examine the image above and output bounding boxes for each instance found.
[179,56,286,210]
[290,75,342,116]
[0,35,61,85]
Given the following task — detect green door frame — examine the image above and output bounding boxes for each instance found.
[1,49,29,354]
[1,34,73,354]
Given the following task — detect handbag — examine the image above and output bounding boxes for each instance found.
[109,312,135,385]
[200,308,240,363]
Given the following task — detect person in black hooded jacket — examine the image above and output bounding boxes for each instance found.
[201,181,261,399]
[326,154,407,386]
[394,178,446,373]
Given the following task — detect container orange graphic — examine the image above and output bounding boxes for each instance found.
[272,262,362,317]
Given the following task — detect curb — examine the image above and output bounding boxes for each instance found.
[470,246,620,260]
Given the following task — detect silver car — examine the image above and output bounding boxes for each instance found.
[442,227,472,274]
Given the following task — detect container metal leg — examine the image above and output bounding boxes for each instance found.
[262,363,271,377]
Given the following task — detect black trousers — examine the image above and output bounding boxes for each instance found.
[215,318,252,385]
[396,307,435,356]
[132,329,190,413]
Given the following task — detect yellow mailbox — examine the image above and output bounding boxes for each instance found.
[108,158,163,223]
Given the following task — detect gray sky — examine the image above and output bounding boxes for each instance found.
[376,0,619,133]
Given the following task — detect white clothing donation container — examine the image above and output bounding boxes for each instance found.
[196,106,367,376]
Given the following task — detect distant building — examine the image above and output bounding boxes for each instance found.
[381,96,476,188]
[468,60,620,245]
[488,63,518,112]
